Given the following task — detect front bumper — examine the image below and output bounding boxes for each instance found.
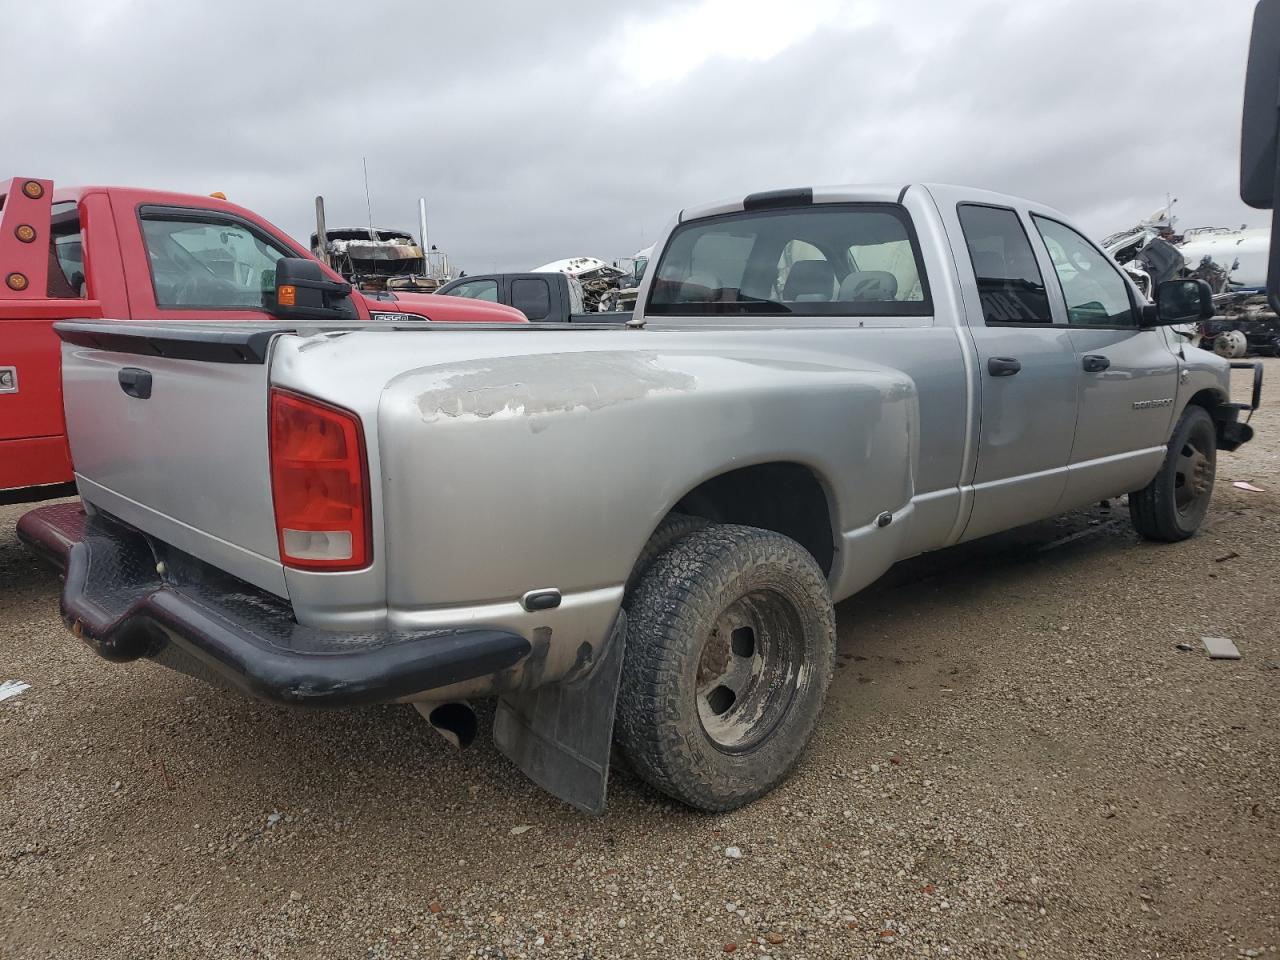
[17,502,530,707]
[1218,360,1264,451]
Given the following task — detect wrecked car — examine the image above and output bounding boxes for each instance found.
[313,227,453,293]
[1104,211,1279,357]
[530,256,627,312]
[19,183,1260,814]
[435,271,628,322]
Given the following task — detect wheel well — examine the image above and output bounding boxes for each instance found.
[671,462,836,575]
[1185,387,1225,417]
[1184,387,1252,451]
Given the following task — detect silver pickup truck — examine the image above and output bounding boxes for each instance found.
[19,183,1262,814]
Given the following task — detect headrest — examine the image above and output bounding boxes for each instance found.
[782,259,836,301]
[838,270,899,301]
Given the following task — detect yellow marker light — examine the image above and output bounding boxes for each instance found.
[14,224,36,243]
[278,284,297,307]
[209,191,227,200]
[6,272,29,291]
[21,180,43,199]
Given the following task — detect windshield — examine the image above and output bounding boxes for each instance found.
[647,204,930,317]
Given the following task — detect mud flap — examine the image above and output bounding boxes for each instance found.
[493,611,626,815]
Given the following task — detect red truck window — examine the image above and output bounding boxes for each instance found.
[48,202,85,298]
[139,210,292,310]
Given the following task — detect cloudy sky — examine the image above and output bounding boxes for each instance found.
[1,0,1264,273]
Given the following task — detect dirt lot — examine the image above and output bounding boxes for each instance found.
[2,364,1278,960]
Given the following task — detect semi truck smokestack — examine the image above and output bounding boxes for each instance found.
[418,197,429,253]
[314,196,329,268]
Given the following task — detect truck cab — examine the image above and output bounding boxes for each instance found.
[0,178,524,504]
[436,270,627,323]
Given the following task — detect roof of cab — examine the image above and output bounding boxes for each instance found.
[678,182,1063,223]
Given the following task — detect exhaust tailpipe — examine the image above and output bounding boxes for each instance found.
[414,700,477,750]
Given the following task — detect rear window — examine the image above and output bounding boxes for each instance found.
[956,204,1051,324]
[647,204,930,317]
[48,202,86,298]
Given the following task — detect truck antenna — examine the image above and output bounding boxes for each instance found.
[362,157,377,241]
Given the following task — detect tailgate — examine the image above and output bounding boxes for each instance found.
[57,321,286,596]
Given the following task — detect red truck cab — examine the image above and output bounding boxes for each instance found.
[0,178,524,504]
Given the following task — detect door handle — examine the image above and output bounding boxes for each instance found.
[987,356,1022,377]
[118,367,153,399]
[1082,354,1111,373]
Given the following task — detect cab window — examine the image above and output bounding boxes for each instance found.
[957,204,1050,323]
[511,277,551,320]
[140,211,291,309]
[647,204,930,317]
[48,202,86,298]
[1033,216,1136,327]
[444,278,499,302]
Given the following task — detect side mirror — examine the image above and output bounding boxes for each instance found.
[1146,278,1214,326]
[1240,0,1280,312]
[270,257,356,321]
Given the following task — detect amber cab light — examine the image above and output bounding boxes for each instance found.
[269,388,371,571]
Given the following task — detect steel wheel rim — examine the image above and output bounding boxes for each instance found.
[695,589,804,753]
[1173,433,1214,515]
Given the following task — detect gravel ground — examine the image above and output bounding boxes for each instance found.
[1,363,1278,960]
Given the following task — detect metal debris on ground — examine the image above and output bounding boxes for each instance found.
[1201,637,1242,660]
[0,680,30,701]
[1233,481,1265,492]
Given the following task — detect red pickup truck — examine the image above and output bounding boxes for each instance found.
[0,177,524,505]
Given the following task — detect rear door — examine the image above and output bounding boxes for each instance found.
[1030,215,1178,507]
[509,275,555,321]
[950,201,1080,540]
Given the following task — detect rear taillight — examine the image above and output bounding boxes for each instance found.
[269,388,371,571]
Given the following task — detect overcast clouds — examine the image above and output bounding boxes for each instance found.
[0,0,1263,272]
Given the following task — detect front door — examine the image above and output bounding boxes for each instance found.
[950,201,1081,541]
[1030,216,1179,508]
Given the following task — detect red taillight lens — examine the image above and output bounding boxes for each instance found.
[269,388,371,571]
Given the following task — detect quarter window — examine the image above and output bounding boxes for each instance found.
[140,213,291,309]
[647,204,929,317]
[1033,216,1136,327]
[956,204,1050,323]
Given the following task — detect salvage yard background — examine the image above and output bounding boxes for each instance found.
[0,367,1275,959]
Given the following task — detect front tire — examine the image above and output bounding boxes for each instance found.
[1129,405,1217,542]
[615,524,836,810]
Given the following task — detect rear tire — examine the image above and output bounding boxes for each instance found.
[1129,405,1217,542]
[625,512,709,599]
[615,524,836,811]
